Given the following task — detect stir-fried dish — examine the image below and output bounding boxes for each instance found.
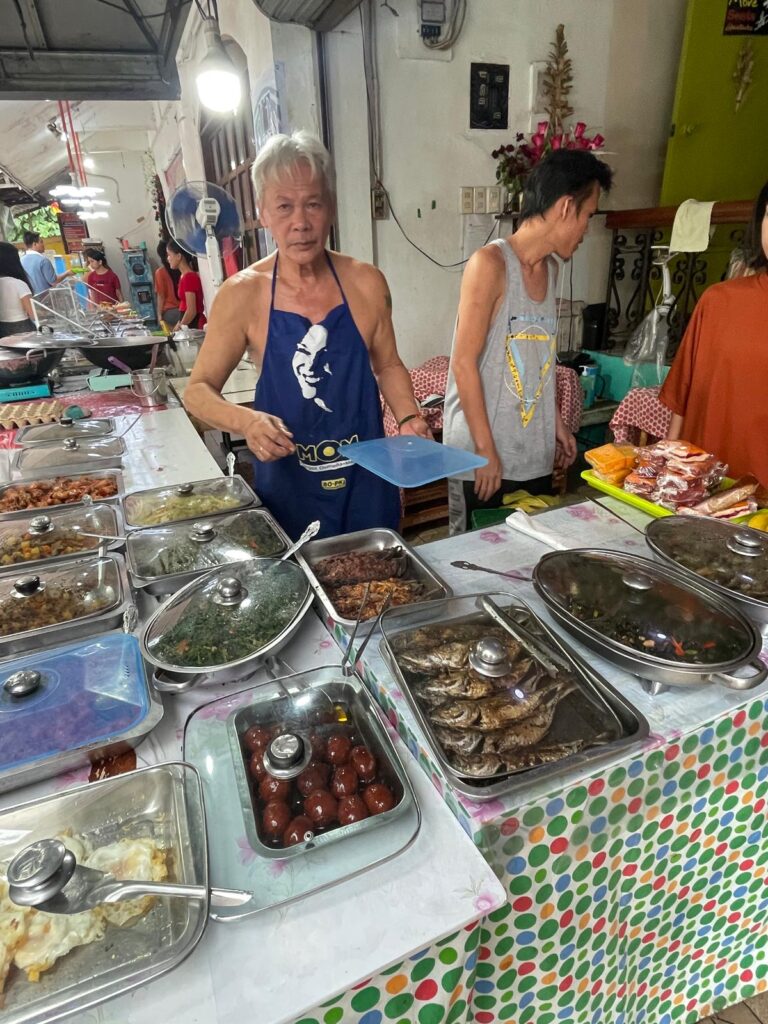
[134,515,284,578]
[0,475,118,513]
[126,491,242,527]
[313,547,426,620]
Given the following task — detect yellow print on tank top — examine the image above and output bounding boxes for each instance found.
[504,320,556,428]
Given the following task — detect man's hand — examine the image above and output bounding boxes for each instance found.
[474,446,502,502]
[554,417,577,469]
[245,412,296,462]
[399,415,432,440]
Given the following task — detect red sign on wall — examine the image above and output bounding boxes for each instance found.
[57,212,89,253]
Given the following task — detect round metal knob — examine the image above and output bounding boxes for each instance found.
[7,839,76,906]
[469,636,513,678]
[621,572,654,592]
[28,515,53,536]
[176,483,194,496]
[4,669,42,698]
[263,731,312,779]
[190,523,215,544]
[13,575,43,598]
[212,576,245,606]
[63,438,79,450]
[727,530,763,558]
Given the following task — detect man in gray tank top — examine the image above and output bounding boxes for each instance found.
[443,150,613,533]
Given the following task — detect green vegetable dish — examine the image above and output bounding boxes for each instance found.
[128,492,242,527]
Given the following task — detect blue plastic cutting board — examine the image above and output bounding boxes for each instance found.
[340,435,487,488]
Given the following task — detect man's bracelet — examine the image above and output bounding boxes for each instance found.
[397,413,420,428]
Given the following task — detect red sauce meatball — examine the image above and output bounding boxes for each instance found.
[296,764,329,797]
[304,788,338,827]
[249,750,267,781]
[326,733,352,765]
[259,775,292,803]
[243,725,272,752]
[330,765,359,798]
[283,815,314,847]
[262,800,291,840]
[350,746,377,783]
[338,794,369,825]
[363,783,395,815]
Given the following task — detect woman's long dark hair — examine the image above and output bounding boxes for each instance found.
[0,242,32,288]
[83,247,111,269]
[157,240,181,296]
[744,180,768,273]
[166,237,198,273]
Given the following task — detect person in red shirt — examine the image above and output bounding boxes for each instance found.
[84,248,123,306]
[660,180,768,485]
[166,239,206,329]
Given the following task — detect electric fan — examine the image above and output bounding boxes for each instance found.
[165,181,243,287]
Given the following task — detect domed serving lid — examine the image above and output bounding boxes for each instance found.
[142,558,311,674]
[533,548,758,670]
[646,516,768,608]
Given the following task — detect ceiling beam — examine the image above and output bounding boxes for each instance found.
[121,0,159,52]
[16,0,48,50]
[160,0,193,77]
[0,50,180,100]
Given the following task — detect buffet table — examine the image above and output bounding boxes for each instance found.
[0,407,506,1024]
[330,503,768,1024]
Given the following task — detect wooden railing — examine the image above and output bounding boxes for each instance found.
[601,200,752,352]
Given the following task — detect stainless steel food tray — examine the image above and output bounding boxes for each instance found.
[11,437,126,479]
[296,527,452,632]
[126,507,289,596]
[15,418,116,446]
[122,474,259,530]
[228,667,415,858]
[0,469,125,520]
[0,762,208,1024]
[379,593,649,801]
[0,503,125,575]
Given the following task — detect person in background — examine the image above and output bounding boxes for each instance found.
[20,231,72,298]
[182,130,428,540]
[660,179,768,486]
[155,240,181,329]
[84,248,123,306]
[443,149,613,534]
[166,239,206,329]
[0,241,35,337]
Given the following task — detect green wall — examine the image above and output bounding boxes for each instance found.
[661,0,768,205]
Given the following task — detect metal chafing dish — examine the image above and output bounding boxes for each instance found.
[15,418,115,446]
[0,632,161,793]
[0,762,209,1023]
[141,557,313,691]
[533,548,767,695]
[296,527,452,631]
[126,507,288,596]
[646,516,768,630]
[379,592,649,800]
[122,474,258,529]
[183,665,420,920]
[11,436,126,478]
[0,469,124,518]
[0,553,133,657]
[0,503,124,572]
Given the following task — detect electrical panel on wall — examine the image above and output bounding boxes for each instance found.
[469,63,509,130]
[419,0,446,41]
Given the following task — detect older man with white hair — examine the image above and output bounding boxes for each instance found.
[184,130,428,540]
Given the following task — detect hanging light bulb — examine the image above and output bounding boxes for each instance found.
[83,156,95,171]
[196,19,241,114]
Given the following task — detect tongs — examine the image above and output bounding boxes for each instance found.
[479,595,569,679]
[451,560,531,583]
[6,838,252,915]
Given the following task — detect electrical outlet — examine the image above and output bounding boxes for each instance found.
[371,186,389,220]
[473,186,486,215]
[486,185,502,214]
[459,187,473,215]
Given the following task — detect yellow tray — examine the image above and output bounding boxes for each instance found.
[581,470,750,522]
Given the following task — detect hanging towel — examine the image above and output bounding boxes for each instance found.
[669,199,716,253]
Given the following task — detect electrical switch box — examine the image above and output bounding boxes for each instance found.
[371,186,389,220]
[420,0,445,40]
[459,187,474,215]
[486,186,502,214]
[473,186,486,215]
[469,63,509,130]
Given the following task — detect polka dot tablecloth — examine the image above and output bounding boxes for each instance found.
[610,386,672,445]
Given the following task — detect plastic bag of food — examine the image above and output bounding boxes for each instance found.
[585,444,637,484]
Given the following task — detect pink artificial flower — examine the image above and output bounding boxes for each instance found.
[591,133,605,150]
[551,134,563,150]
[574,121,586,138]
[537,120,549,134]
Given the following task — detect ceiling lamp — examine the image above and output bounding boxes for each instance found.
[196,18,241,114]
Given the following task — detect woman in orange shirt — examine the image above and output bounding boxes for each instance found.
[155,240,181,328]
[660,181,768,486]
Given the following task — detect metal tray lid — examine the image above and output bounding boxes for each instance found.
[533,548,759,670]
[15,418,115,446]
[646,516,768,607]
[183,666,420,919]
[0,504,120,569]
[142,558,311,673]
[13,437,125,475]
[0,471,122,515]
[0,634,153,774]
[123,474,255,527]
[126,508,285,581]
[0,555,124,639]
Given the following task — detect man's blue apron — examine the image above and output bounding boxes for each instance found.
[253,253,400,540]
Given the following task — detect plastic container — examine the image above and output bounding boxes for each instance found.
[340,435,487,488]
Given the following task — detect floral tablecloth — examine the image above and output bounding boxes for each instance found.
[330,501,768,1024]
[610,386,671,445]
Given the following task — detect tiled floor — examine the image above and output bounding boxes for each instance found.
[699,994,768,1023]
